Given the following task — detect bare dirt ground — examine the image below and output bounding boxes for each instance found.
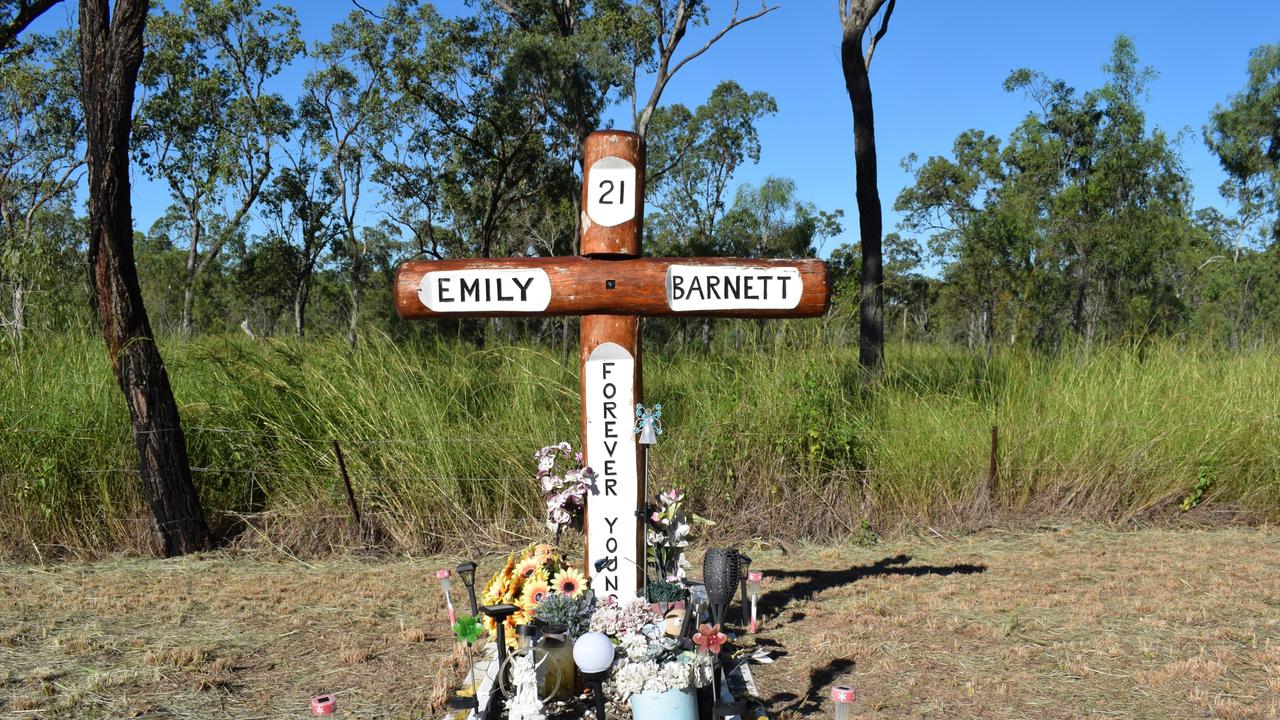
[1,525,1277,719]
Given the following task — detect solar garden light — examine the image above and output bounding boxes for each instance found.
[831,686,857,720]
[481,604,520,719]
[746,571,763,634]
[573,632,616,720]
[456,561,479,615]
[436,569,456,626]
[737,554,752,628]
[448,616,483,714]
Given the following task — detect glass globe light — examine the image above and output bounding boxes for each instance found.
[572,631,615,674]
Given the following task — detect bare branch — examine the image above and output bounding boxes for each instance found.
[864,0,895,69]
[635,1,778,137]
[665,2,778,89]
[351,0,388,21]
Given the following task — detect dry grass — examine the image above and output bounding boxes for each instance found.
[0,550,471,718]
[0,527,1277,718]
[744,525,1280,720]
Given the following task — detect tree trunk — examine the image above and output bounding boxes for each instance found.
[180,217,200,338]
[293,281,306,340]
[842,25,884,375]
[80,0,210,557]
[10,282,23,344]
[346,286,360,347]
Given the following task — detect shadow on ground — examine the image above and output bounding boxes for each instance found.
[763,657,856,716]
[757,554,988,619]
[754,555,987,715]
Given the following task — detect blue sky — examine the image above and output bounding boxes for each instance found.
[30,0,1280,257]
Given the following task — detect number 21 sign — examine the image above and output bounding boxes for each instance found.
[586,155,636,227]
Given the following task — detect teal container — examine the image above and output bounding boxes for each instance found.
[629,687,698,720]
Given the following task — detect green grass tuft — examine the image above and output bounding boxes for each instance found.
[2,333,1277,556]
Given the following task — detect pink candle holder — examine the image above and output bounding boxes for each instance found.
[831,685,856,720]
[436,568,456,626]
[746,571,763,633]
[311,694,337,716]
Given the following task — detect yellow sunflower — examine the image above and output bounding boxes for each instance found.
[521,579,552,608]
[552,567,588,597]
[514,556,540,581]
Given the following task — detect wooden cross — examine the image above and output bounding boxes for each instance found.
[395,130,829,603]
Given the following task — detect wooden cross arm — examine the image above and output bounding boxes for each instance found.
[395,256,830,319]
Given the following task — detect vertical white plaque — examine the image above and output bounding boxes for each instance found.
[584,341,639,603]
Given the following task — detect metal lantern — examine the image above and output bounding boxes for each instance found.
[456,560,479,615]
[702,548,740,627]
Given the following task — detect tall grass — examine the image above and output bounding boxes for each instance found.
[2,332,1277,557]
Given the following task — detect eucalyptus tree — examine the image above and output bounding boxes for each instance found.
[133,0,302,337]
[645,80,777,255]
[0,29,82,341]
[1202,42,1280,348]
[896,129,1009,349]
[80,0,211,555]
[829,232,932,342]
[374,0,569,262]
[1206,43,1280,248]
[304,5,399,344]
[488,0,632,174]
[839,0,896,373]
[899,37,1195,348]
[716,176,840,261]
[258,136,338,340]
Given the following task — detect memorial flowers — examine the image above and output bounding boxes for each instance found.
[589,598,661,637]
[535,442,597,534]
[647,488,713,582]
[533,592,595,639]
[588,600,708,708]
[692,624,726,655]
[552,567,588,597]
[480,542,572,640]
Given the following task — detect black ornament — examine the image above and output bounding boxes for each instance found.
[702,548,740,626]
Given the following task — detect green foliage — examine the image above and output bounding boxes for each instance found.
[533,592,595,639]
[4,334,1277,556]
[0,29,83,337]
[134,0,304,335]
[1205,42,1280,243]
[1180,464,1216,513]
[646,80,779,254]
[645,580,688,603]
[853,518,878,547]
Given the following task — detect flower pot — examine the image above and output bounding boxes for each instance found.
[536,631,576,701]
[629,687,698,720]
[648,600,686,615]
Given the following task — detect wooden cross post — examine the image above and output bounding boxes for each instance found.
[395,130,829,603]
